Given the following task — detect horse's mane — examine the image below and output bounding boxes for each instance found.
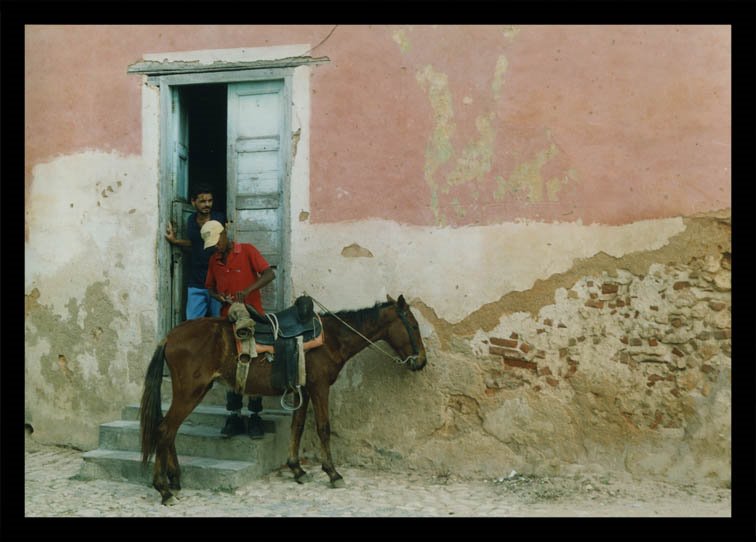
[323,301,394,329]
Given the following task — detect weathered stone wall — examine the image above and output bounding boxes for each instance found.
[303,214,730,487]
[24,26,730,488]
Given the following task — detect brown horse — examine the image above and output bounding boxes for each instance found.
[140,295,427,504]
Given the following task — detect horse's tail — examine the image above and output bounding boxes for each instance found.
[140,341,166,465]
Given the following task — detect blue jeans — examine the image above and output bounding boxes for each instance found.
[186,287,222,320]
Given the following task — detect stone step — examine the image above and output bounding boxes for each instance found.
[161,377,289,410]
[77,448,268,491]
[98,418,289,464]
[121,403,292,431]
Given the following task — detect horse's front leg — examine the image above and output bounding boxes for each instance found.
[286,388,312,484]
[310,386,344,488]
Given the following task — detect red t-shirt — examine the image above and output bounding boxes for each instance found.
[205,242,271,317]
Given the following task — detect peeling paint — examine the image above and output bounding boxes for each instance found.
[491,54,508,101]
[292,215,688,324]
[494,143,560,203]
[341,243,374,258]
[392,28,411,54]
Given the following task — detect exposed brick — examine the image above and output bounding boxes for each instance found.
[490,337,518,349]
[510,332,519,340]
[533,385,542,392]
[545,377,559,388]
[537,328,545,334]
[616,299,626,308]
[648,338,658,347]
[519,342,531,354]
[535,350,546,359]
[670,317,683,328]
[490,346,524,359]
[602,283,619,294]
[672,347,685,357]
[670,388,681,397]
[620,336,629,345]
[587,280,594,287]
[650,305,659,311]
[701,364,715,374]
[502,357,538,372]
[713,329,731,340]
[538,366,552,376]
[584,299,605,309]
[673,281,691,290]
[558,322,567,328]
[590,293,598,299]
[544,319,553,327]
[708,301,726,312]
[649,411,663,430]
[630,338,642,346]
[697,331,712,340]
[559,347,568,358]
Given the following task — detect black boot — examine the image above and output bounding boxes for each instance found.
[221,391,246,437]
[248,413,264,439]
[247,396,265,439]
[221,412,245,437]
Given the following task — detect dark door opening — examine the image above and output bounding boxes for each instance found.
[172,83,227,324]
[182,83,227,216]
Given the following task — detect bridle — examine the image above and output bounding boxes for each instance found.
[310,296,421,366]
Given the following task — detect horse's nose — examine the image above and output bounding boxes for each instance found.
[410,353,427,371]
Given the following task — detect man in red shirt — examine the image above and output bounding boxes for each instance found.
[201,220,275,438]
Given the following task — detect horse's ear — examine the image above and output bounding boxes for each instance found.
[386,294,396,304]
[397,295,407,308]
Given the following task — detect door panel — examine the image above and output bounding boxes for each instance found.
[170,88,191,328]
[228,80,286,313]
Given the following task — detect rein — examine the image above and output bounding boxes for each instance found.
[310,296,419,366]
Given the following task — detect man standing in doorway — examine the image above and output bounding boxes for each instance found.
[201,219,275,439]
[165,184,226,320]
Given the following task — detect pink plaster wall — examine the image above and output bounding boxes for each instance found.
[26,25,730,229]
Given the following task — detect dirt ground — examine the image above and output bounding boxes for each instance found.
[22,436,732,519]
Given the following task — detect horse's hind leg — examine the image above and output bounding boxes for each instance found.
[156,380,212,504]
[310,386,344,488]
[286,388,312,483]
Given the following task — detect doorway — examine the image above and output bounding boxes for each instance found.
[161,74,293,333]
[182,84,228,216]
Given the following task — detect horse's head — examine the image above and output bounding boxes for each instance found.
[384,295,427,371]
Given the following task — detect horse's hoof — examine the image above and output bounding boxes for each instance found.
[330,478,345,489]
[162,495,179,506]
[295,473,313,484]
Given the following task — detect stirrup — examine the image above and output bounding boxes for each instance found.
[280,385,303,411]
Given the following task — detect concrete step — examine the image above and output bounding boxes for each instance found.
[121,403,292,431]
[98,418,289,464]
[77,448,268,491]
[161,377,289,410]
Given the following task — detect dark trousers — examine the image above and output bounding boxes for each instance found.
[226,391,262,413]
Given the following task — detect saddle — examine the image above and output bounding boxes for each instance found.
[228,296,323,407]
[245,295,322,346]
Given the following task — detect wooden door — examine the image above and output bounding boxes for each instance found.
[169,87,193,327]
[227,80,288,312]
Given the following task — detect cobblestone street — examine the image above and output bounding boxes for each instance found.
[24,437,731,519]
